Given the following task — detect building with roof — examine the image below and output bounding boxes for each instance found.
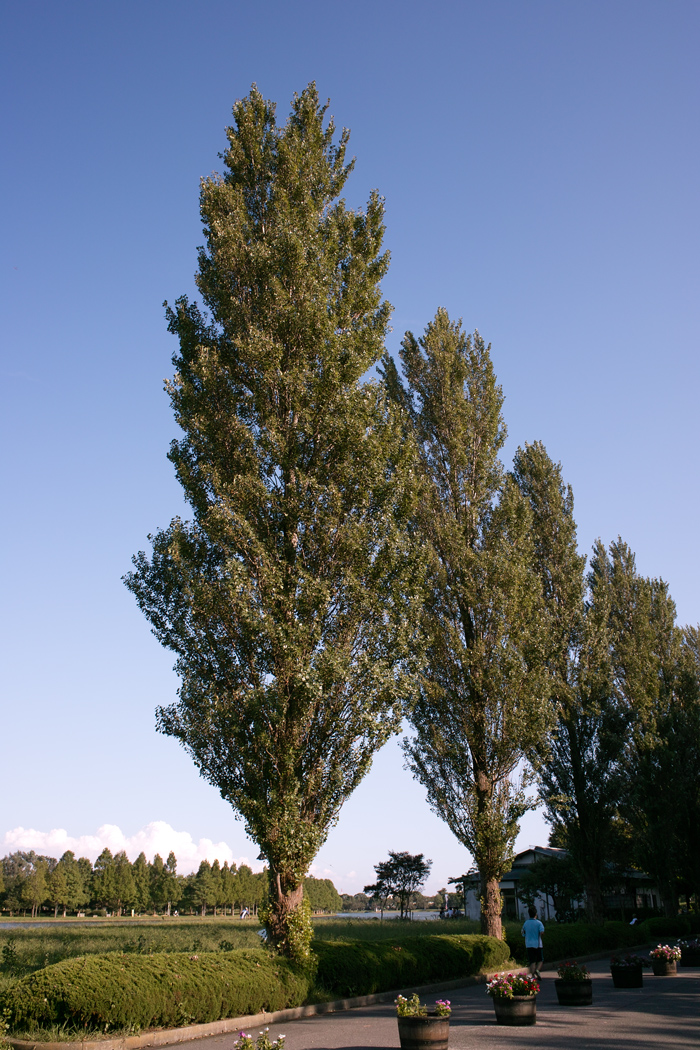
[450,846,660,922]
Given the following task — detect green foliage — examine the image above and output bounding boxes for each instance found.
[1,950,311,1034]
[556,961,590,981]
[0,1007,11,1050]
[395,993,426,1016]
[233,1030,285,1050]
[364,852,432,919]
[312,933,509,998]
[388,310,552,938]
[124,82,423,957]
[642,915,695,939]
[503,915,695,965]
[312,916,481,941]
[285,896,314,966]
[303,877,341,914]
[516,855,584,920]
[622,623,700,913]
[0,921,263,980]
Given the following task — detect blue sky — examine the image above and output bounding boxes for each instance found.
[2,0,698,894]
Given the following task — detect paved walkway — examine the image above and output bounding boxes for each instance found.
[189,960,700,1050]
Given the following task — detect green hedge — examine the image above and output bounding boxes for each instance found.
[0,950,311,1033]
[504,915,700,964]
[312,933,510,998]
[642,915,700,939]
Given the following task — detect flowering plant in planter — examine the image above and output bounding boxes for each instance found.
[486,972,539,999]
[610,953,649,968]
[395,994,451,1017]
[649,944,681,961]
[557,961,591,982]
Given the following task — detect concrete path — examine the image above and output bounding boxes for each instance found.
[188,960,700,1050]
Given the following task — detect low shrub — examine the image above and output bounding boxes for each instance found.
[640,916,692,940]
[504,915,700,965]
[503,920,641,964]
[312,933,509,998]
[0,950,311,1034]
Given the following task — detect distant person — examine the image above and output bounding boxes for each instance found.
[521,905,544,979]
[240,906,250,919]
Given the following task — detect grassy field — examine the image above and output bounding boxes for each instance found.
[0,918,263,984]
[0,915,482,984]
[312,915,481,940]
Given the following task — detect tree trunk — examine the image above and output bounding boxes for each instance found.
[267,868,304,956]
[583,871,605,923]
[480,876,503,939]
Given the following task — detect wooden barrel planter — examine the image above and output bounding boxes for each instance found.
[397,1014,450,1050]
[492,995,537,1026]
[681,949,700,967]
[651,959,677,976]
[611,966,643,988]
[554,978,593,1005]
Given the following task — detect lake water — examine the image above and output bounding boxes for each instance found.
[333,911,442,921]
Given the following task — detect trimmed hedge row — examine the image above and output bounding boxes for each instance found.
[504,914,700,964]
[0,950,311,1032]
[0,935,509,1033]
[313,933,510,998]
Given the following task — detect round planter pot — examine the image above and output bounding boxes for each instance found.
[651,959,677,976]
[397,1014,450,1050]
[492,995,537,1026]
[680,950,700,967]
[611,966,643,988]
[554,978,593,1006]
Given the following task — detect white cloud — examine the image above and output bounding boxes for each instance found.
[1,822,263,875]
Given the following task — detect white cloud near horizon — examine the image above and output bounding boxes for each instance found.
[2,822,264,875]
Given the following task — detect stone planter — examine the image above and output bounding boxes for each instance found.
[397,1014,450,1050]
[492,995,537,1026]
[554,978,593,1005]
[611,966,643,988]
[680,949,700,967]
[651,959,677,976]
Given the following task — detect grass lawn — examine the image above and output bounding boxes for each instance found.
[0,917,263,980]
[0,914,483,981]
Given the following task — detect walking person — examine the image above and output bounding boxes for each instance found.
[521,905,545,979]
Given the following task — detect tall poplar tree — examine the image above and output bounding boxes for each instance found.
[389,309,551,939]
[512,445,621,921]
[125,84,420,958]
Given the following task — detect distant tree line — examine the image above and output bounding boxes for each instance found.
[0,849,341,919]
[340,891,446,913]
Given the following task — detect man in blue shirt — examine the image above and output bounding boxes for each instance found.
[521,905,545,979]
